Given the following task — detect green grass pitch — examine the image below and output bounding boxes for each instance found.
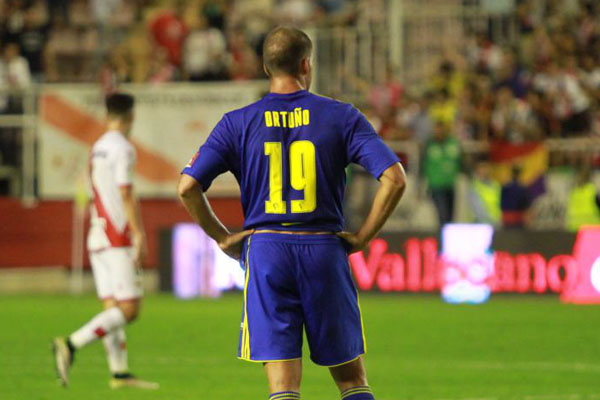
[0,293,599,399]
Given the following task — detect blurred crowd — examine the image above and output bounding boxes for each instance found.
[346,0,600,230]
[0,0,599,230]
[366,0,600,143]
[0,0,380,89]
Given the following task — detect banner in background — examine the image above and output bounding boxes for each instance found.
[561,227,600,304]
[440,224,494,304]
[172,223,244,298]
[348,229,583,295]
[38,82,267,198]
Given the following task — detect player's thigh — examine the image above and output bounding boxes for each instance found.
[298,240,365,366]
[240,236,303,361]
[105,247,143,302]
[90,249,115,300]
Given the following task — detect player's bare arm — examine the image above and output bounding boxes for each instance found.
[120,185,147,266]
[337,162,407,253]
[178,174,253,260]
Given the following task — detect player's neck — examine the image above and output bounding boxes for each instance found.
[106,120,129,137]
[269,76,307,94]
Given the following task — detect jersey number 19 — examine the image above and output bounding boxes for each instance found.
[264,141,316,214]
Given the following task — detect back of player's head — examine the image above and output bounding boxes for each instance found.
[105,93,134,119]
[263,26,312,77]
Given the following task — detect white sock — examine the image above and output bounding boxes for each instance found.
[69,307,127,349]
[103,327,129,374]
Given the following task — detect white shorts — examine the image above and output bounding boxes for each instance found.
[90,247,143,301]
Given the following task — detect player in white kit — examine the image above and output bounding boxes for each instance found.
[53,93,157,390]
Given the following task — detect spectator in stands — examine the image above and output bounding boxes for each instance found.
[274,0,317,27]
[565,166,600,232]
[430,60,464,99]
[397,91,433,144]
[368,65,403,119]
[228,28,261,80]
[526,89,557,138]
[227,0,271,53]
[423,120,461,226]
[148,47,177,84]
[149,2,188,67]
[183,15,228,81]
[467,32,503,74]
[557,56,592,135]
[68,0,93,28]
[202,0,226,31]
[18,7,48,80]
[428,88,457,128]
[579,54,600,103]
[90,0,123,27]
[501,166,531,229]
[469,159,501,225]
[125,23,153,83]
[0,42,32,113]
[495,50,529,99]
[5,0,27,39]
[491,86,541,143]
[456,80,490,140]
[43,16,80,82]
[99,47,130,94]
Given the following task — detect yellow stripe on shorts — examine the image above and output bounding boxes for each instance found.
[241,236,252,359]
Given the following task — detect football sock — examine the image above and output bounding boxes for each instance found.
[103,327,129,374]
[341,386,375,399]
[69,307,127,349]
[269,391,301,400]
[113,372,134,379]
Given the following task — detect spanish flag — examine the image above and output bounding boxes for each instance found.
[490,140,548,198]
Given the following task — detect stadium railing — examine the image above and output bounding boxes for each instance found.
[310,0,515,101]
[0,87,36,203]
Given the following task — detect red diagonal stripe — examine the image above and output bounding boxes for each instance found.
[41,94,180,182]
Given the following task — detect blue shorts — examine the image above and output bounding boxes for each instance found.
[238,232,366,366]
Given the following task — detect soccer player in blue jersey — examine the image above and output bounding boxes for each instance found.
[178,27,406,400]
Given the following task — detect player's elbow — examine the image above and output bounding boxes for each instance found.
[177,174,200,200]
[382,162,407,193]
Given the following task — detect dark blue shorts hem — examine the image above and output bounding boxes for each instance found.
[237,355,303,363]
[310,352,365,367]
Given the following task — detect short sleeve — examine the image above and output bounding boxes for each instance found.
[114,145,136,187]
[181,114,237,191]
[345,106,400,178]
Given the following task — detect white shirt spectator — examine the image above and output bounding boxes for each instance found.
[556,72,590,117]
[184,28,227,78]
[275,0,315,25]
[91,0,123,25]
[0,49,31,111]
[6,56,32,89]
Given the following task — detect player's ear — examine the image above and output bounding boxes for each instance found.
[263,64,271,77]
[301,57,311,75]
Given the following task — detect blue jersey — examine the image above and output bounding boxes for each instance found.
[182,90,399,231]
